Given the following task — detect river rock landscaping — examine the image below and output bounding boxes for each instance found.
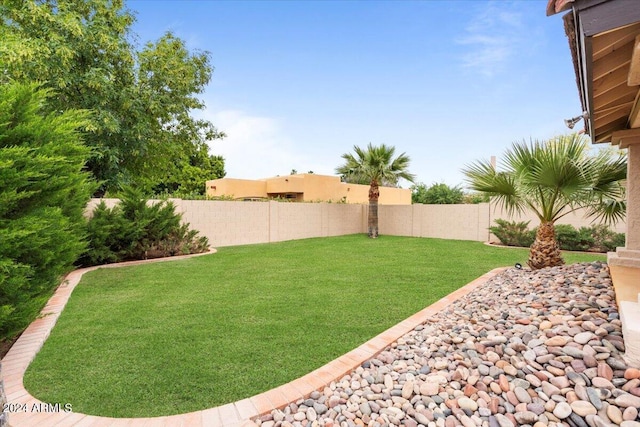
[256,262,640,427]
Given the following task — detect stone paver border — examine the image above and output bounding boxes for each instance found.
[1,251,506,427]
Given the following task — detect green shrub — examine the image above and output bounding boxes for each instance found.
[489,219,535,247]
[554,224,594,251]
[584,224,625,252]
[81,187,209,266]
[79,202,128,266]
[463,192,490,204]
[0,82,93,340]
[490,220,624,253]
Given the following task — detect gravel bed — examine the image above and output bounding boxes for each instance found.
[255,262,640,427]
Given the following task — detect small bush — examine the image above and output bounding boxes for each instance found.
[80,187,209,266]
[554,224,594,251]
[489,219,535,247]
[584,225,625,252]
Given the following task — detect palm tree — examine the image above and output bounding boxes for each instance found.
[463,134,626,269]
[336,143,415,238]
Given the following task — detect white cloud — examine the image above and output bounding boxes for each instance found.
[456,2,525,77]
[203,109,323,179]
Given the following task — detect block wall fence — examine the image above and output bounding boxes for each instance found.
[86,199,626,248]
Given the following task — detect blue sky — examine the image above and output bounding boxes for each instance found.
[129,0,583,189]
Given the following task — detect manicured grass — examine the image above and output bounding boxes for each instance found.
[24,235,605,417]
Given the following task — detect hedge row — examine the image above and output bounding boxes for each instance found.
[489,219,625,252]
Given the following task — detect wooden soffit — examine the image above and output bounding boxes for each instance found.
[550,0,640,145]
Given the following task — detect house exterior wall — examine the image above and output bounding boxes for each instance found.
[206,178,268,200]
[624,143,640,250]
[205,174,411,205]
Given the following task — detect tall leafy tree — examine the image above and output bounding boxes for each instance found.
[0,0,225,196]
[0,82,93,340]
[336,143,414,238]
[462,134,626,269]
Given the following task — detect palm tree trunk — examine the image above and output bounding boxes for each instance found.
[368,179,380,238]
[528,221,564,269]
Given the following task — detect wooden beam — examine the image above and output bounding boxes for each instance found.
[596,115,629,137]
[595,104,630,128]
[630,91,640,129]
[595,91,637,113]
[594,100,636,117]
[611,128,640,147]
[594,81,635,106]
[592,40,634,81]
[629,35,640,86]
[592,23,640,61]
[594,65,631,98]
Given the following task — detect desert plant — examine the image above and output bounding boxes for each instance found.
[336,143,415,238]
[464,134,626,269]
[489,219,535,247]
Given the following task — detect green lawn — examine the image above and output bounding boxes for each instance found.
[24,235,605,417]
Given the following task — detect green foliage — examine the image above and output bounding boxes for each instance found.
[463,192,490,204]
[553,224,594,252]
[80,202,126,266]
[0,0,226,196]
[588,224,626,252]
[489,219,535,247]
[336,143,415,188]
[411,182,464,204]
[150,151,225,197]
[490,220,624,252]
[0,82,93,340]
[81,188,209,266]
[463,134,627,225]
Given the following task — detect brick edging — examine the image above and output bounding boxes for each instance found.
[1,253,506,427]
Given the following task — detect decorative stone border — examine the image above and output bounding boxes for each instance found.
[1,362,7,427]
[0,250,505,427]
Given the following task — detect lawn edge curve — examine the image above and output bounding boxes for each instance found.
[1,251,506,427]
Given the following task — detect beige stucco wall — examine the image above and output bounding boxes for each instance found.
[176,200,271,247]
[487,203,626,241]
[85,199,627,247]
[153,200,367,247]
[266,175,307,195]
[206,178,268,200]
[625,144,640,250]
[205,174,410,205]
[377,203,625,242]
[378,204,491,241]
[269,202,365,242]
